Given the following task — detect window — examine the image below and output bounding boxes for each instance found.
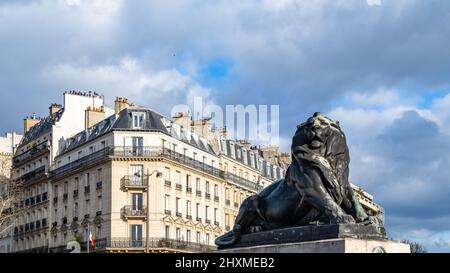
[186,175,191,189]
[165,195,170,211]
[205,206,209,221]
[225,188,230,201]
[132,193,143,210]
[186,230,191,243]
[130,225,143,247]
[225,213,229,227]
[196,178,201,192]
[175,171,181,185]
[196,203,200,219]
[196,232,201,243]
[214,208,218,224]
[214,185,219,197]
[186,201,191,216]
[206,233,210,245]
[164,167,171,181]
[97,195,102,212]
[132,137,143,155]
[193,152,197,161]
[165,225,170,239]
[86,200,90,215]
[132,112,145,129]
[89,146,94,154]
[101,141,106,149]
[74,203,78,219]
[64,182,68,194]
[176,198,180,214]
[205,181,210,194]
[176,228,181,242]
[85,173,90,188]
[97,168,103,182]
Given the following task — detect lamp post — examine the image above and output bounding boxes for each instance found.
[144,169,162,253]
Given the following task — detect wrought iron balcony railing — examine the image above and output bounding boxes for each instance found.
[121,176,148,190]
[121,206,147,219]
[17,166,46,183]
[13,141,50,165]
[108,237,216,253]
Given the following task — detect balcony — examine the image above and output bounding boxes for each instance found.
[13,141,50,166]
[30,197,36,205]
[84,185,90,194]
[121,206,147,219]
[25,198,30,206]
[42,219,47,227]
[110,147,223,179]
[63,193,68,201]
[196,217,202,222]
[50,147,110,178]
[30,222,35,230]
[176,212,182,217]
[84,214,90,219]
[164,210,171,216]
[73,217,79,222]
[214,196,219,202]
[62,217,68,224]
[17,166,46,183]
[96,211,102,216]
[96,181,103,190]
[42,192,48,201]
[223,172,262,192]
[186,215,192,220]
[73,189,79,198]
[196,191,202,197]
[36,194,41,203]
[108,238,216,253]
[186,187,192,194]
[205,220,211,224]
[214,221,220,226]
[164,180,172,188]
[121,176,148,190]
[175,184,182,191]
[205,193,211,200]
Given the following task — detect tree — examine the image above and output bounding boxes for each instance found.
[0,153,22,236]
[401,240,428,253]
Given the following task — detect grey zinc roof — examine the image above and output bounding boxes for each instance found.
[20,109,65,148]
[59,106,216,156]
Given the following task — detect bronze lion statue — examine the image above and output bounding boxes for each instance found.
[216,112,382,247]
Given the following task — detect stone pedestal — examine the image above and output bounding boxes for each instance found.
[218,238,411,253]
[217,224,410,253]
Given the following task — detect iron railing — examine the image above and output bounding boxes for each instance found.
[121,176,148,189]
[17,166,46,183]
[13,141,50,165]
[121,206,147,218]
[50,147,110,178]
[108,238,216,253]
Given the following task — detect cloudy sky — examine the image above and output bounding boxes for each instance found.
[2,0,450,252]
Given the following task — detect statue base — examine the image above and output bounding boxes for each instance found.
[218,224,389,250]
[217,238,411,253]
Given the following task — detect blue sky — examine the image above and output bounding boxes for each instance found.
[2,0,450,252]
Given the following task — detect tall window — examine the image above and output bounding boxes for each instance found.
[214,184,219,197]
[165,225,170,239]
[176,228,181,242]
[130,224,143,247]
[176,198,180,214]
[74,203,78,219]
[175,171,181,185]
[225,213,229,227]
[196,203,200,219]
[196,232,201,243]
[85,173,90,188]
[132,193,143,210]
[214,208,218,224]
[186,201,191,217]
[132,137,143,155]
[132,112,145,129]
[63,182,68,194]
[186,230,191,243]
[165,195,170,212]
[205,181,210,194]
[164,167,171,181]
[205,206,209,221]
[186,175,191,189]
[205,233,210,245]
[196,178,201,192]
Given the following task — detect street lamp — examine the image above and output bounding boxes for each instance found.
[144,169,162,253]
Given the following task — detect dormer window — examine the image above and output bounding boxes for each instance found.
[132,112,145,129]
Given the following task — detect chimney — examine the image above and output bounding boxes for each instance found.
[114,97,132,114]
[172,112,192,128]
[23,114,40,134]
[49,103,62,116]
[85,106,106,129]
